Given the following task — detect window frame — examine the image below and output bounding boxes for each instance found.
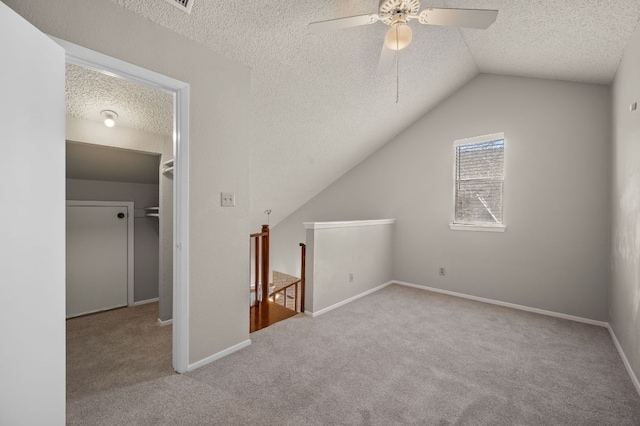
[450,132,506,232]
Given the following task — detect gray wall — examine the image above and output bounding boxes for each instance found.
[305,221,394,314]
[67,178,160,302]
[273,74,611,321]
[7,0,251,366]
[611,24,640,384]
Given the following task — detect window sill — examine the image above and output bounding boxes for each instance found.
[449,223,506,233]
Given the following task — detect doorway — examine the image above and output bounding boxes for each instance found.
[55,36,191,373]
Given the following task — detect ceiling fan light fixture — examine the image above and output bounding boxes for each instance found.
[100,110,118,128]
[384,23,412,51]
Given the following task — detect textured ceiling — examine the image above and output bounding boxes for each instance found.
[448,0,640,83]
[66,141,160,184]
[104,0,640,227]
[66,63,173,136]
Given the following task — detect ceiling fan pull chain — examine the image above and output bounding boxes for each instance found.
[396,53,399,103]
[396,24,400,103]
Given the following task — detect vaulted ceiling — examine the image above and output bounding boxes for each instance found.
[74,0,639,226]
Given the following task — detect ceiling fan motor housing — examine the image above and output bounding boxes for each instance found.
[379,0,420,25]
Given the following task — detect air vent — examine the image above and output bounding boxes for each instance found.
[163,0,194,14]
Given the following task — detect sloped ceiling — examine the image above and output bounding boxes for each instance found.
[101,0,639,227]
[449,0,640,83]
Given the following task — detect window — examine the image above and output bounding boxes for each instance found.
[451,133,505,232]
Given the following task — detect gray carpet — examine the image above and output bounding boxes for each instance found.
[66,302,173,403]
[67,285,640,425]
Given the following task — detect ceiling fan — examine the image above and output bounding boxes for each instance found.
[308,0,498,75]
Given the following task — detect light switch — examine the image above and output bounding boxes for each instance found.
[221,192,235,207]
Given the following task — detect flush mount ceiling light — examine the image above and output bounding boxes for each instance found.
[100,110,118,128]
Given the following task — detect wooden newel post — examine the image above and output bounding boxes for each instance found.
[254,236,260,305]
[299,243,306,313]
[261,225,270,304]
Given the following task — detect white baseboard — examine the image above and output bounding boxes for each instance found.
[157,318,173,326]
[67,304,128,319]
[134,297,159,306]
[187,339,251,372]
[607,325,640,397]
[306,281,393,318]
[393,281,608,328]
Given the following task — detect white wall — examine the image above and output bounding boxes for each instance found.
[305,221,394,314]
[273,74,611,321]
[66,178,160,302]
[0,3,65,424]
[5,0,252,366]
[611,23,640,384]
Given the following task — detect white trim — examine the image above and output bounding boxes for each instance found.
[303,219,396,230]
[158,318,173,326]
[66,304,128,319]
[187,340,252,371]
[305,281,394,317]
[449,223,506,232]
[54,37,191,374]
[302,278,608,327]
[607,326,640,397]
[134,298,159,306]
[393,281,608,327]
[66,200,135,307]
[173,77,191,374]
[453,132,505,147]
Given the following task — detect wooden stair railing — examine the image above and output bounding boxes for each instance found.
[250,224,270,306]
[250,224,305,313]
[269,243,306,313]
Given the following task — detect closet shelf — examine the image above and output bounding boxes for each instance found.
[162,159,174,176]
[145,207,159,218]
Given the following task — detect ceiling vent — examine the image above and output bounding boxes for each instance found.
[163,0,194,14]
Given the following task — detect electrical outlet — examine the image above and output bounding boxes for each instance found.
[349,273,354,282]
[220,192,235,207]
[439,267,446,276]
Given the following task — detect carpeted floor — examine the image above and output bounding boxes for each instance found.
[67,285,640,425]
[66,302,173,403]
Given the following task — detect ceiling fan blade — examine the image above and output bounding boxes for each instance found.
[377,44,396,75]
[308,14,380,34]
[418,8,498,30]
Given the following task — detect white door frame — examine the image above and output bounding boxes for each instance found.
[66,200,135,309]
[53,37,190,373]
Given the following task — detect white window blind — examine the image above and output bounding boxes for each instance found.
[454,135,504,224]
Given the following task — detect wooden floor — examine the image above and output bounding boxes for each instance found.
[250,301,299,333]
